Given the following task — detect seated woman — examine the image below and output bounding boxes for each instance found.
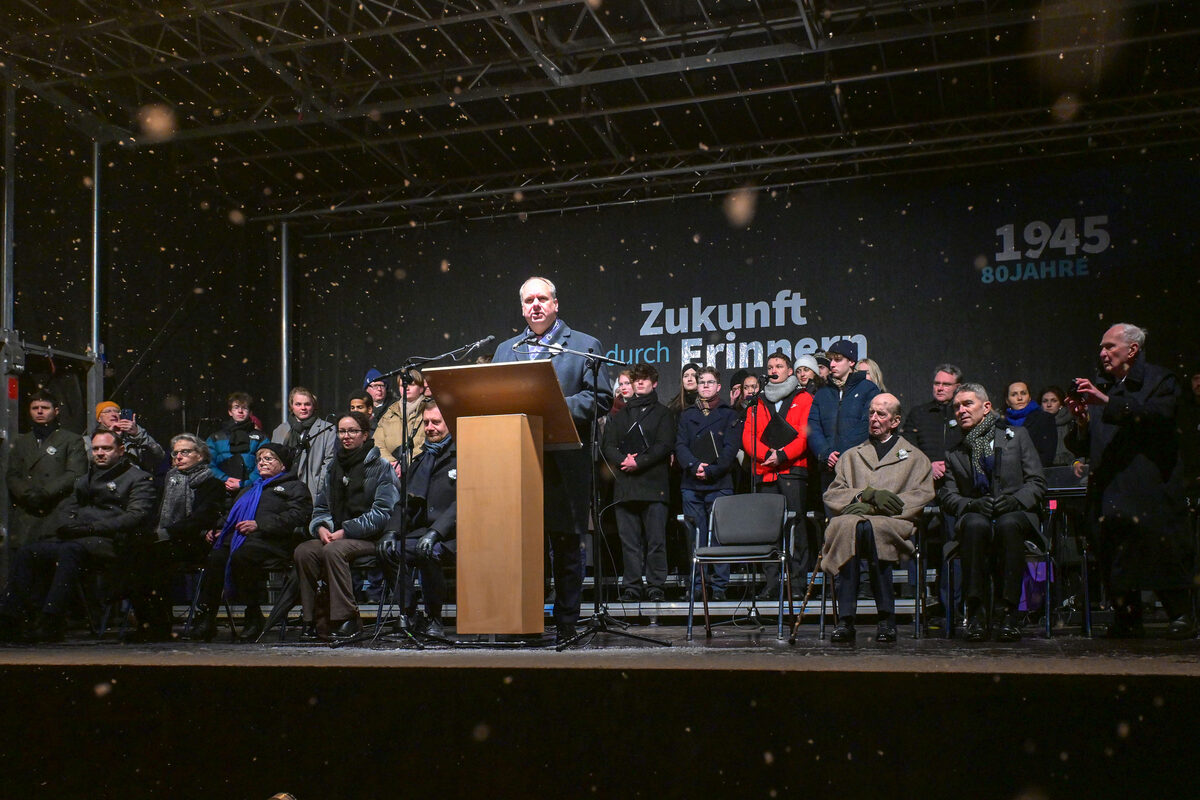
[1003,381,1057,467]
[122,433,225,642]
[192,442,312,642]
[294,411,399,640]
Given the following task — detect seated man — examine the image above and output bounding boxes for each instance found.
[94,401,166,475]
[377,401,457,637]
[821,394,935,643]
[939,383,1046,642]
[600,363,674,602]
[294,411,399,640]
[0,431,156,641]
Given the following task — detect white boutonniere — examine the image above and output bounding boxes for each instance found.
[948,419,958,427]
[46,446,58,455]
[897,449,909,460]
[273,485,286,494]
[448,468,457,482]
[342,475,350,486]
[169,475,180,486]
[106,481,117,492]
[1005,428,1015,439]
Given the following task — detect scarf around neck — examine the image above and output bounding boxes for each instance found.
[763,375,800,403]
[215,471,286,599]
[158,462,213,539]
[1004,403,1037,426]
[225,417,257,453]
[964,410,999,479]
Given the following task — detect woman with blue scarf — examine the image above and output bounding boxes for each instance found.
[191,442,312,641]
[1004,381,1057,468]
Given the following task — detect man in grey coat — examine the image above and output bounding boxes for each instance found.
[939,383,1045,642]
[492,276,612,643]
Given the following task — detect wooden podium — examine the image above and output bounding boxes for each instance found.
[423,361,581,634]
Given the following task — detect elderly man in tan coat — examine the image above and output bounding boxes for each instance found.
[821,393,935,644]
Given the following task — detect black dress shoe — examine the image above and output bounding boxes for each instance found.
[965,616,988,642]
[426,618,446,638]
[645,587,666,602]
[1165,615,1197,640]
[619,586,641,603]
[238,607,265,642]
[330,617,363,639]
[995,612,1022,642]
[189,609,218,642]
[830,622,856,644]
[756,585,781,601]
[555,624,578,645]
[299,622,320,642]
[875,621,897,643]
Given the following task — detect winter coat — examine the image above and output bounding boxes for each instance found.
[741,390,812,482]
[601,393,673,504]
[5,428,89,547]
[807,371,880,470]
[373,397,428,464]
[940,423,1045,536]
[676,402,742,492]
[271,417,337,500]
[820,436,934,573]
[232,471,313,542]
[206,423,269,485]
[309,446,399,541]
[53,458,157,559]
[900,399,963,465]
[1066,355,1192,590]
[403,441,458,540]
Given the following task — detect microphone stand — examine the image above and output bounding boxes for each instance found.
[543,343,670,650]
[333,336,492,649]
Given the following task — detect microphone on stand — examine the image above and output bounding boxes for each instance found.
[511,334,541,351]
[470,334,496,350]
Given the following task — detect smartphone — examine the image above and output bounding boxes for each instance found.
[119,408,135,421]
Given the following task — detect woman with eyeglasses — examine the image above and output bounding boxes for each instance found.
[122,433,225,642]
[191,441,314,641]
[294,411,399,641]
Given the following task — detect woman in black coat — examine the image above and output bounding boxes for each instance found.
[192,442,312,641]
[1004,381,1058,467]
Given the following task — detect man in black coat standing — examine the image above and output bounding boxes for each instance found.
[493,276,612,643]
[602,363,674,603]
[378,401,458,637]
[1066,323,1196,638]
[0,430,156,641]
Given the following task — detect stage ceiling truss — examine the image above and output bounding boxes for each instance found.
[2,0,1197,232]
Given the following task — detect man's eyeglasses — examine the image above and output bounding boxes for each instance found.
[697,379,719,386]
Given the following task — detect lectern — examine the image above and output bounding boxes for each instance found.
[422,361,580,634]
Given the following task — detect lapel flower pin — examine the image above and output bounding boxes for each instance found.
[448,468,457,481]
[106,482,117,492]
[897,449,909,460]
[46,446,58,455]
[1005,428,1015,439]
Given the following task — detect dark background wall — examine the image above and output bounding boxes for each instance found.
[7,91,1199,441]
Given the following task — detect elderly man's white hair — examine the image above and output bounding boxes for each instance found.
[1113,322,1147,349]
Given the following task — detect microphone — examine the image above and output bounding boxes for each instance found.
[512,334,540,351]
[470,334,496,350]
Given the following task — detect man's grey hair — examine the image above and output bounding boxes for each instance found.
[955,382,990,404]
[1113,322,1147,349]
[519,276,557,301]
[934,364,963,382]
[170,433,211,464]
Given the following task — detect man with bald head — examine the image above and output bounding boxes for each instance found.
[493,276,613,644]
[821,394,935,643]
[1066,322,1195,639]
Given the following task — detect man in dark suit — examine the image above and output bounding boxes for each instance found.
[0,430,156,641]
[939,383,1045,642]
[378,401,458,637]
[5,390,89,558]
[493,277,613,643]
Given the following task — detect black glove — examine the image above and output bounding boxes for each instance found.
[841,502,874,517]
[992,494,1021,515]
[964,497,995,516]
[59,521,94,539]
[416,530,442,561]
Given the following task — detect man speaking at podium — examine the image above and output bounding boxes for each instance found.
[493,277,613,643]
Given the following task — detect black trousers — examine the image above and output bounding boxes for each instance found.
[378,528,457,620]
[1,539,110,620]
[201,536,295,610]
[959,511,1032,612]
[759,474,808,590]
[835,520,895,623]
[615,500,668,590]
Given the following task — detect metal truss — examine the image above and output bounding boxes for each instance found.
[2,0,1198,230]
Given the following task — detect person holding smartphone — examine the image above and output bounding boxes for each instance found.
[93,401,166,476]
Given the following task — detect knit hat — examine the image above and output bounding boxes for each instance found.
[827,339,859,362]
[815,352,830,369]
[257,441,295,471]
[794,354,820,374]
[681,362,702,377]
[95,401,120,421]
[363,368,384,388]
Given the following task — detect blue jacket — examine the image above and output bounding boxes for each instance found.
[675,402,743,493]
[807,371,880,469]
[206,423,269,485]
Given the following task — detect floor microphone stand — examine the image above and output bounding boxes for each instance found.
[333,337,491,649]
[557,345,670,650]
